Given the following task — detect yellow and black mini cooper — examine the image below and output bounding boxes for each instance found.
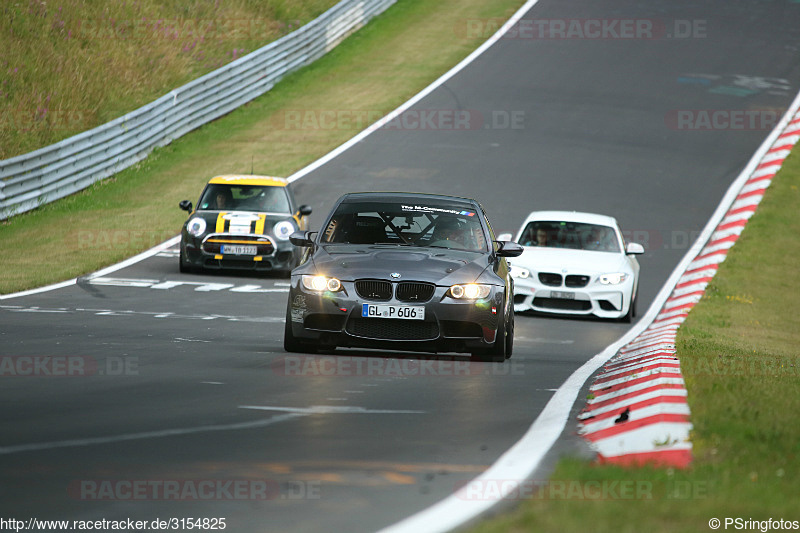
[178,175,312,276]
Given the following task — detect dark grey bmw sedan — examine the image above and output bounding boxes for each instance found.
[283,192,523,362]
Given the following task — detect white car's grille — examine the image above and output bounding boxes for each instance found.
[538,272,562,286]
[565,274,590,288]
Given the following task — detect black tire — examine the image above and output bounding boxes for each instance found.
[271,255,298,279]
[619,285,638,323]
[505,310,514,359]
[283,302,317,353]
[471,312,508,363]
[179,245,193,274]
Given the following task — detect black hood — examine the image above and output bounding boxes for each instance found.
[302,245,495,285]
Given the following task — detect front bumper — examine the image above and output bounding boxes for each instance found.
[181,232,297,272]
[511,276,633,319]
[287,278,505,354]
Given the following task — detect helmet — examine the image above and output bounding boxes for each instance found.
[433,217,463,241]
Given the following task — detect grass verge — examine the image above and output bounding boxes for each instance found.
[470,150,800,532]
[1,0,337,159]
[0,0,525,294]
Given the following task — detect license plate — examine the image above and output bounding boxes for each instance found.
[220,244,257,255]
[551,291,575,300]
[361,304,425,320]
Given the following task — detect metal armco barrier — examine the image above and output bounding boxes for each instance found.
[0,0,395,220]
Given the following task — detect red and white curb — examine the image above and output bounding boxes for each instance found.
[577,110,800,468]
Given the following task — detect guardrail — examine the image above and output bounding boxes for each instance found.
[0,0,395,220]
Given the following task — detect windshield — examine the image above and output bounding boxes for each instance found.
[519,221,620,253]
[320,202,488,252]
[198,184,291,213]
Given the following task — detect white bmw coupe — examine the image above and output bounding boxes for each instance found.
[498,211,644,322]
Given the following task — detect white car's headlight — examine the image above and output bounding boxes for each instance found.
[302,275,342,292]
[187,217,207,237]
[273,220,295,241]
[449,283,491,299]
[510,265,530,279]
[599,272,628,285]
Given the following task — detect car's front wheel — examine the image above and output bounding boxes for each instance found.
[283,302,317,354]
[272,268,293,279]
[504,310,514,358]
[472,311,511,363]
[619,285,638,323]
[179,245,194,274]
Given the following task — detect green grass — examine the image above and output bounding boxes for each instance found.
[0,0,526,294]
[0,0,338,159]
[470,150,800,532]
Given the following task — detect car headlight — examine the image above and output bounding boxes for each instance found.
[510,265,530,279]
[187,217,207,237]
[302,275,342,292]
[449,283,492,299]
[598,272,627,285]
[273,220,295,241]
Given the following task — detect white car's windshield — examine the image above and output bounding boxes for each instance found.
[198,184,291,213]
[321,202,488,252]
[519,221,620,253]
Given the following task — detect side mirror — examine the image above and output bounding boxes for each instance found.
[289,231,316,247]
[495,240,523,258]
[626,242,645,255]
[179,200,193,212]
[496,232,513,242]
[298,205,313,216]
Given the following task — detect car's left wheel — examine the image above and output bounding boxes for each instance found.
[619,285,638,323]
[271,256,299,279]
[471,311,510,363]
[179,246,194,274]
[504,311,514,359]
[283,302,317,354]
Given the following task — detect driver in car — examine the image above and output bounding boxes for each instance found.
[430,217,469,248]
[213,189,233,209]
[430,216,484,250]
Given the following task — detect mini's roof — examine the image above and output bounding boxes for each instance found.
[208,175,288,187]
[520,210,619,227]
[339,192,478,206]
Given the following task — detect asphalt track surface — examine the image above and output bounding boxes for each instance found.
[2,1,800,531]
